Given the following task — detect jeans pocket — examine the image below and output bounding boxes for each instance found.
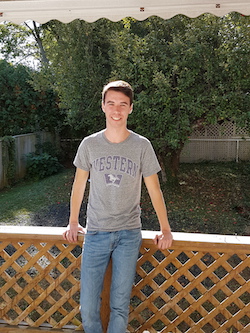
[86,230,98,235]
[83,230,97,245]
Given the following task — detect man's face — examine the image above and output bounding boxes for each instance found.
[102,90,133,128]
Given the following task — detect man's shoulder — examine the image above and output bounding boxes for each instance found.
[130,131,151,144]
[82,130,104,143]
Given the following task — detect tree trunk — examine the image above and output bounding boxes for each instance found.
[158,143,184,185]
[25,21,49,65]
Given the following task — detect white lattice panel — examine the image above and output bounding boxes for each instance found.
[190,122,249,139]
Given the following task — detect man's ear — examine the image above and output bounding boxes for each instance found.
[102,101,105,113]
[129,104,133,114]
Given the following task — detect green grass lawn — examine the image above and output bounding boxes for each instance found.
[142,162,250,236]
[0,162,249,235]
[0,168,75,224]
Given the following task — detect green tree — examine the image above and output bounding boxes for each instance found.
[36,19,120,138]
[109,14,250,181]
[3,15,248,181]
[0,22,63,136]
[0,60,61,137]
[0,21,41,67]
[218,13,250,125]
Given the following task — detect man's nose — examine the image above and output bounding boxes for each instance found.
[113,106,121,112]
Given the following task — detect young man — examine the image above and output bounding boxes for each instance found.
[63,80,173,333]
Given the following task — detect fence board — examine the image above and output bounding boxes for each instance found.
[0,132,52,189]
[180,121,250,163]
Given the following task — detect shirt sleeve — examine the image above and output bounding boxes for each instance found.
[73,138,91,171]
[141,140,161,177]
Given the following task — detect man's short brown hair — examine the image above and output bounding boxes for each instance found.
[102,80,134,105]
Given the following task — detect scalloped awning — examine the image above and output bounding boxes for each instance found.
[0,0,249,24]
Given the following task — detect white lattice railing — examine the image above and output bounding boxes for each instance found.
[0,226,249,333]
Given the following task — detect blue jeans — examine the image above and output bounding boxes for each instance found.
[80,229,142,333]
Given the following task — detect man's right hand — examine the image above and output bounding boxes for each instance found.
[62,223,85,243]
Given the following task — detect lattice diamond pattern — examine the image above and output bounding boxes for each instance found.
[0,240,82,329]
[236,125,249,136]
[128,247,250,333]
[190,121,249,138]
[0,238,249,332]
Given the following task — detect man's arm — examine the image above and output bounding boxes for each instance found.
[63,168,89,243]
[144,173,173,250]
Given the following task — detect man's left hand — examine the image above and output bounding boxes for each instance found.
[153,230,173,250]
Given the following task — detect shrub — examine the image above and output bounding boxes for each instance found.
[35,141,61,159]
[1,136,16,186]
[26,152,63,179]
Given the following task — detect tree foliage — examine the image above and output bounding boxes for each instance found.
[108,14,250,179]
[0,21,39,66]
[35,19,121,138]
[0,60,62,137]
[1,14,249,180]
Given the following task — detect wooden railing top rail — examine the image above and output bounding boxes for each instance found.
[0,225,249,252]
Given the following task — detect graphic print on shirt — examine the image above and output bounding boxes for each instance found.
[105,174,122,187]
[93,155,139,188]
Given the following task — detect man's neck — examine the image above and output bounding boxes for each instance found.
[104,128,130,143]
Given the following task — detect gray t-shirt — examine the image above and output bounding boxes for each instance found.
[74,130,161,231]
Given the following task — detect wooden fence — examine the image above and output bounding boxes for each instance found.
[0,226,249,333]
[180,122,250,163]
[180,138,250,163]
[0,132,52,189]
[60,122,250,165]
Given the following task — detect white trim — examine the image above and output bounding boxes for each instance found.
[187,138,250,141]
[0,0,250,24]
[0,225,250,245]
